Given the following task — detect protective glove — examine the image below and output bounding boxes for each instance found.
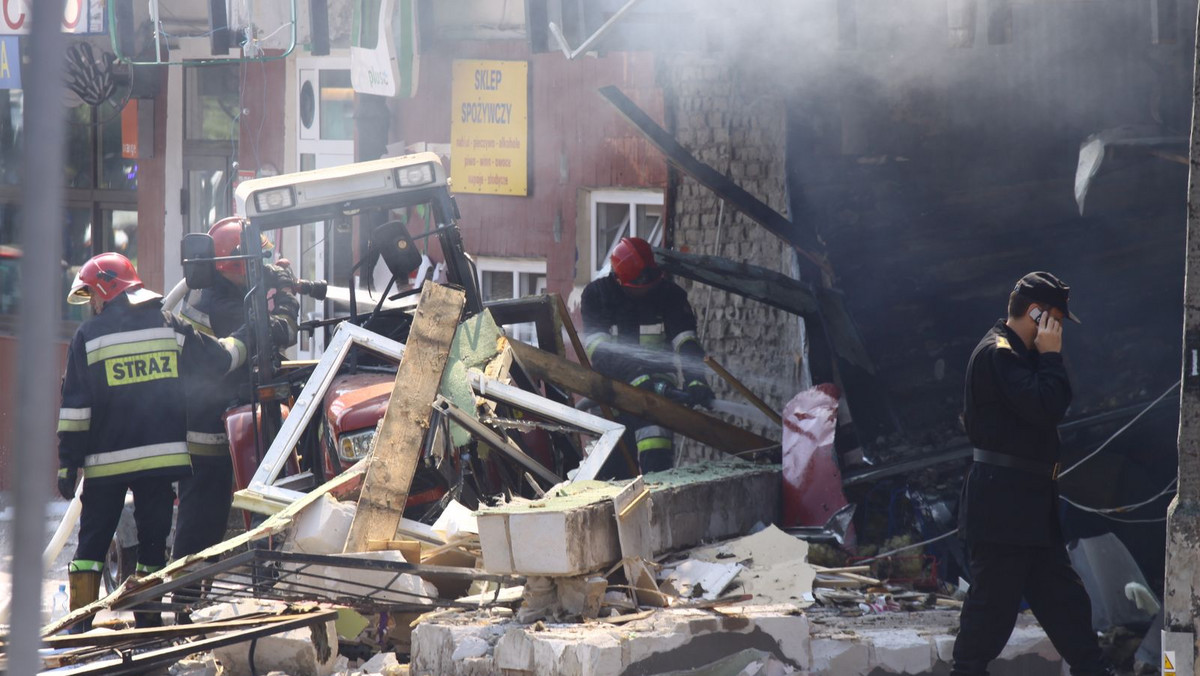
[265,262,296,291]
[632,375,691,405]
[57,466,78,500]
[685,380,715,407]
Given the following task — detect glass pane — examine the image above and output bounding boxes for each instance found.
[519,272,545,297]
[481,270,514,302]
[319,70,354,141]
[595,202,631,271]
[635,204,663,244]
[0,90,22,185]
[188,167,231,234]
[0,205,91,321]
[105,209,138,269]
[300,152,317,172]
[99,101,138,190]
[356,0,382,49]
[65,105,94,189]
[185,66,240,141]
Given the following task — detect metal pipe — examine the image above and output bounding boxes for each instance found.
[10,2,68,673]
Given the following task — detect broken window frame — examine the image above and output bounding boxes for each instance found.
[233,322,624,515]
[588,189,664,280]
[474,256,548,345]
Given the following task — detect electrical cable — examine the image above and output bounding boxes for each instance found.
[1056,379,1179,479]
[1061,477,1177,515]
[854,528,959,564]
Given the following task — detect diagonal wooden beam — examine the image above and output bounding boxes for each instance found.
[344,282,466,553]
[598,85,824,256]
[509,339,776,454]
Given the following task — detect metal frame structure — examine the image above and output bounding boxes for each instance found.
[34,610,338,676]
[108,549,521,615]
[233,322,625,514]
[108,0,299,66]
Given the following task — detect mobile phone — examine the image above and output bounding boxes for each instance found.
[1030,307,1044,323]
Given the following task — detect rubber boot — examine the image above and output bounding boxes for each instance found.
[66,570,101,634]
[131,571,164,628]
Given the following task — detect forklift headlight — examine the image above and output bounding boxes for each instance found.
[338,428,375,463]
[252,187,296,212]
[393,163,435,188]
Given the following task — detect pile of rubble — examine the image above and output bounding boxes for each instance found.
[2,285,1075,675]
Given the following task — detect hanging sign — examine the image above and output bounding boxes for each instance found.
[449,59,528,196]
[0,0,106,35]
[350,0,418,98]
[0,36,18,89]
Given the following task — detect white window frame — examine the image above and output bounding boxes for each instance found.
[588,189,664,280]
[475,256,548,345]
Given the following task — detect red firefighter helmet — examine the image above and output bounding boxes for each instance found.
[209,217,273,284]
[68,252,158,305]
[610,237,662,289]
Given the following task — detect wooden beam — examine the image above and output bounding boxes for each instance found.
[652,246,819,317]
[598,85,824,258]
[654,247,874,373]
[508,339,776,453]
[344,282,465,553]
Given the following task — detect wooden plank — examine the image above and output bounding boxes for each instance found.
[509,339,776,454]
[344,282,466,553]
[612,477,666,608]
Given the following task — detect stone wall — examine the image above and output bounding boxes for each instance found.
[656,55,805,462]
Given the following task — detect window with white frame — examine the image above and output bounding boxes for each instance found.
[589,190,664,280]
[476,257,547,345]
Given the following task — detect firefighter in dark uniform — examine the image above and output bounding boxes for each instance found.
[952,271,1111,676]
[57,253,249,631]
[172,217,299,561]
[581,237,713,476]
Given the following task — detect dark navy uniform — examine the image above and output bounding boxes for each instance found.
[58,294,247,579]
[952,320,1106,675]
[581,274,707,475]
[173,268,297,558]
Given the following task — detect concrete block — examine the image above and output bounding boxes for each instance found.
[494,628,535,672]
[476,461,778,577]
[557,634,623,676]
[862,630,933,674]
[810,638,870,675]
[358,652,400,675]
[290,494,354,554]
[998,624,1059,662]
[754,613,811,669]
[935,635,956,664]
[452,635,490,661]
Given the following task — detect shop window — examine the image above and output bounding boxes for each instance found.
[588,189,663,280]
[476,257,547,345]
[0,87,138,328]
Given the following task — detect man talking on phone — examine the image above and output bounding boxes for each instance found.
[952,272,1111,676]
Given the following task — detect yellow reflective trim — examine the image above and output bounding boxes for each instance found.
[995,335,1012,352]
[58,419,90,432]
[637,437,673,452]
[187,441,228,457]
[57,467,68,478]
[83,454,191,479]
[180,313,215,337]
[105,351,178,386]
[87,338,180,365]
[69,560,104,573]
